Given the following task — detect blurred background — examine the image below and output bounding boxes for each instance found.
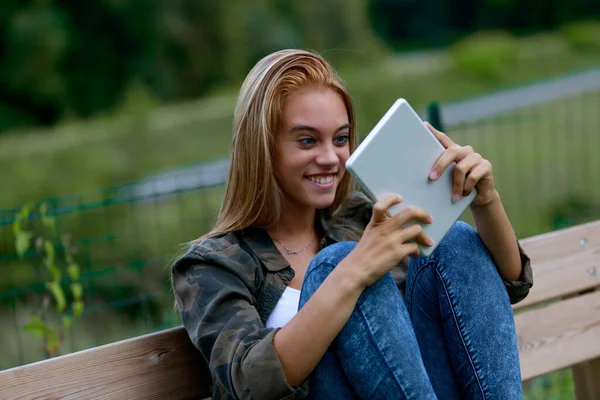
[1,1,599,398]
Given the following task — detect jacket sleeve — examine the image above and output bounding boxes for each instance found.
[171,243,307,400]
[502,242,533,304]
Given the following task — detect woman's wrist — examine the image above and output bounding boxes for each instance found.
[470,189,501,210]
[332,256,368,296]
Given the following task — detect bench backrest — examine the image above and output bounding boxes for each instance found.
[1,220,599,399]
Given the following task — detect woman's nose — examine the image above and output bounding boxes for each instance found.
[316,144,338,166]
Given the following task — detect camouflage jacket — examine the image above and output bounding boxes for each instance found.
[171,192,533,400]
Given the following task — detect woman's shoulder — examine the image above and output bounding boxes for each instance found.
[173,231,259,276]
[191,231,243,256]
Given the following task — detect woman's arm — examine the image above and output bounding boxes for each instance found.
[470,190,522,281]
[172,245,303,400]
[425,122,524,282]
[273,266,363,386]
[274,195,434,386]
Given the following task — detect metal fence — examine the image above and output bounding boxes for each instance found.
[1,69,599,372]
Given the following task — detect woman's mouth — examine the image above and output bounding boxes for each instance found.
[305,174,336,189]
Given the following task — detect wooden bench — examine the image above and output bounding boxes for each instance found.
[1,220,599,399]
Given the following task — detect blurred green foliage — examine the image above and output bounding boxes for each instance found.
[449,31,519,80]
[1,0,599,132]
[561,20,600,51]
[2,30,600,210]
[369,0,600,49]
[0,0,381,132]
[11,202,84,356]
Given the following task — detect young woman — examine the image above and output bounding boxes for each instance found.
[172,49,533,400]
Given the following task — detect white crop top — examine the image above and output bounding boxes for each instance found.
[265,287,301,328]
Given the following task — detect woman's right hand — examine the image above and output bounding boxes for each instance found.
[342,193,434,288]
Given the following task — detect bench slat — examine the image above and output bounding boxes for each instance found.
[514,220,600,310]
[0,327,210,400]
[1,220,599,398]
[516,289,600,381]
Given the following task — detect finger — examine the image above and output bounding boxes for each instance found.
[391,205,433,228]
[399,242,420,259]
[399,224,434,247]
[429,145,472,181]
[371,193,402,224]
[452,152,481,202]
[425,122,454,149]
[464,160,492,195]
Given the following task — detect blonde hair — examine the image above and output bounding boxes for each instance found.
[199,49,357,241]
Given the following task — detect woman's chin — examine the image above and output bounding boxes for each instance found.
[309,193,337,210]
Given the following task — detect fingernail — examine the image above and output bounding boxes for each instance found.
[396,194,403,201]
[452,194,461,203]
[429,214,434,222]
[429,171,438,180]
[428,238,435,246]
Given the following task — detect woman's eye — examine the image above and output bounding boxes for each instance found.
[298,137,316,146]
[335,135,350,144]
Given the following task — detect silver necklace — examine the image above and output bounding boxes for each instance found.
[274,239,314,255]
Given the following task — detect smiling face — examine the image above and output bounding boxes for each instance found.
[274,87,351,212]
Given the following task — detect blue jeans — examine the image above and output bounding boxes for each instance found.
[298,222,522,399]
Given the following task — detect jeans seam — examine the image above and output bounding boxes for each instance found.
[435,264,488,400]
[356,299,409,399]
[406,258,437,319]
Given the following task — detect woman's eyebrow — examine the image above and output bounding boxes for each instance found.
[337,123,351,132]
[289,124,318,133]
[289,123,350,133]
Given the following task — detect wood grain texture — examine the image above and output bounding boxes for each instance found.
[516,290,600,381]
[0,326,211,400]
[572,357,600,400]
[514,220,600,310]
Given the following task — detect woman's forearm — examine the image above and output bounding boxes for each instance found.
[470,190,522,281]
[272,262,363,386]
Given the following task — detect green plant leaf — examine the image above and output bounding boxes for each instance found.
[48,264,61,282]
[46,282,66,313]
[44,240,55,268]
[45,328,61,355]
[73,300,84,317]
[19,204,31,219]
[40,203,56,229]
[70,282,83,301]
[12,218,21,235]
[67,263,80,281]
[62,315,72,331]
[16,231,33,259]
[23,315,49,338]
[14,204,31,235]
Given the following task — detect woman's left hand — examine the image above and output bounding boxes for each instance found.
[425,122,497,208]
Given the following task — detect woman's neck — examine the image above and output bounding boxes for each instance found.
[268,203,318,242]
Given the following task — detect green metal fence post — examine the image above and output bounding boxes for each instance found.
[427,101,444,132]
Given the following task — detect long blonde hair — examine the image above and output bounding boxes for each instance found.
[199,49,357,241]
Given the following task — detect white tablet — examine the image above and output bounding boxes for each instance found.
[346,98,477,256]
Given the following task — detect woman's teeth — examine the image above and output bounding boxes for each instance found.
[308,175,334,184]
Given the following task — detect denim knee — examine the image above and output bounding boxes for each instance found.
[435,221,480,256]
[307,241,358,275]
[301,242,358,307]
[429,221,505,295]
